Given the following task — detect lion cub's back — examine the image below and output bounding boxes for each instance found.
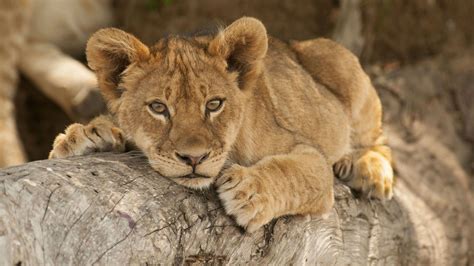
[263,38,351,163]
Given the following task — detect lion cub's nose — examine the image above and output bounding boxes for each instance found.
[175,152,210,168]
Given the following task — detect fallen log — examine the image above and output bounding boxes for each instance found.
[0,147,470,265]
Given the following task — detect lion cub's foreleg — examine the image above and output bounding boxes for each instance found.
[215,145,334,232]
[49,115,125,159]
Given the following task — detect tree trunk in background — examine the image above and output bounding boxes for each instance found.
[1,53,473,265]
[331,0,364,56]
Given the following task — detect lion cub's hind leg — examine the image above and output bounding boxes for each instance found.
[49,116,125,159]
[334,145,394,200]
[292,38,395,200]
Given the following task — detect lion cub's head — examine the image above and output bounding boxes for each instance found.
[86,17,268,188]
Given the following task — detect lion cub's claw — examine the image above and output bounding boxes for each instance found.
[334,152,394,200]
[49,121,125,159]
[333,155,353,181]
[216,165,274,233]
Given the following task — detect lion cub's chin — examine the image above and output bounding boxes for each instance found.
[171,176,217,190]
[147,163,218,189]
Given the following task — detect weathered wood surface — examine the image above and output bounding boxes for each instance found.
[1,53,473,265]
[0,152,410,265]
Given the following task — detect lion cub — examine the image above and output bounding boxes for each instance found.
[49,17,394,232]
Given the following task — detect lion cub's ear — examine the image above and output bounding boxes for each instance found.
[208,17,268,90]
[86,28,150,104]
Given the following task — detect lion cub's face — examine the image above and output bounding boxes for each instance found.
[117,39,244,188]
[87,19,267,188]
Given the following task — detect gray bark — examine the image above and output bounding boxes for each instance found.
[0,153,427,265]
[1,53,473,265]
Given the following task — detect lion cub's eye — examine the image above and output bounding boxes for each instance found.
[148,101,168,115]
[206,99,224,112]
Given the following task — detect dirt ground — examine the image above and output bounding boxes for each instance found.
[14,0,473,173]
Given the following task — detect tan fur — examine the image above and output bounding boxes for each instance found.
[0,0,30,167]
[22,0,114,120]
[50,17,394,232]
[0,0,113,167]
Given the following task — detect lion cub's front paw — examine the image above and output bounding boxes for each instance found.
[49,121,125,159]
[334,151,394,200]
[215,165,275,232]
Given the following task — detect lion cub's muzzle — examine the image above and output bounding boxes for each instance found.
[175,151,210,174]
[149,148,228,189]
